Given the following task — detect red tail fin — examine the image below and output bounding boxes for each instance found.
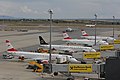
[81,29,89,36]
[62,31,72,39]
[6,40,17,51]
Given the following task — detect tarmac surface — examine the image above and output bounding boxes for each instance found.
[0,27,120,80]
[0,60,39,80]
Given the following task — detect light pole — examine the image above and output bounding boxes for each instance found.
[113,16,115,38]
[48,9,53,64]
[94,14,97,45]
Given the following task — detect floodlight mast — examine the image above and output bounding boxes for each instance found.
[113,16,115,38]
[94,14,97,45]
[48,9,53,64]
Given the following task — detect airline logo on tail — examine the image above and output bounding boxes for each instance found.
[6,40,17,51]
[62,31,72,39]
[39,36,48,45]
[81,29,88,36]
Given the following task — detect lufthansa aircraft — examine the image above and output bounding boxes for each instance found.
[39,36,96,52]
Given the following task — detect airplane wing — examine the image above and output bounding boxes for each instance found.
[29,58,49,64]
[32,58,48,60]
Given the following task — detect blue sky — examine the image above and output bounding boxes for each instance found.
[0,0,120,19]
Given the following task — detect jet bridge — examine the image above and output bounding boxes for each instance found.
[43,63,105,80]
[42,50,120,80]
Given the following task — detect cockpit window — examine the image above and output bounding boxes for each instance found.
[69,56,74,58]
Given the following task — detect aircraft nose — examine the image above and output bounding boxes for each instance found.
[106,43,109,45]
[71,58,79,63]
[103,42,109,45]
[92,49,96,52]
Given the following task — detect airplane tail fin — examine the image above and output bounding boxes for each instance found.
[81,29,89,36]
[39,36,48,45]
[5,40,17,51]
[62,31,72,39]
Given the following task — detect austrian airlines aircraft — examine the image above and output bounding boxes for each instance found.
[62,32,109,46]
[39,36,96,52]
[5,40,79,63]
[81,29,116,41]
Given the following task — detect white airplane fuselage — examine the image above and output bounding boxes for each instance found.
[81,36,115,41]
[40,44,96,52]
[62,39,109,46]
[7,51,78,63]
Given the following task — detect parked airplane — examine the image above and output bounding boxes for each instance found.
[81,29,116,41]
[39,36,96,52]
[65,27,74,32]
[5,40,79,63]
[85,24,95,28]
[62,32,109,46]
